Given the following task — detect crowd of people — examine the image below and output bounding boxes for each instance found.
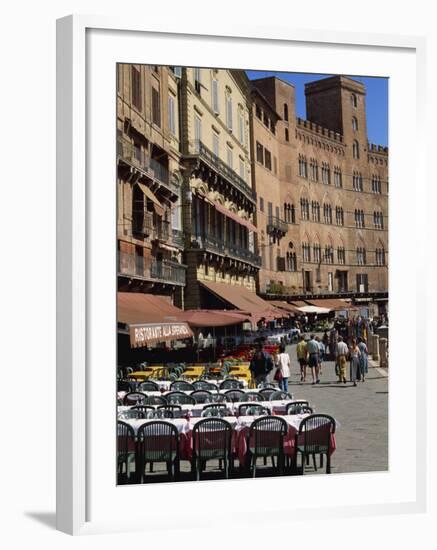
[249,327,371,388]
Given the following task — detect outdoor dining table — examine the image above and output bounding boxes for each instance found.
[118,399,304,417]
[125,378,249,391]
[121,414,337,468]
[118,386,268,402]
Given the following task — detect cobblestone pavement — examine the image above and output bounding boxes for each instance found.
[282,343,388,474]
[122,343,388,483]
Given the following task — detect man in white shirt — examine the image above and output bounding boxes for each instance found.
[336,336,349,384]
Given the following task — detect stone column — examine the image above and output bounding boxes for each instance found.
[372,334,380,362]
[379,338,388,368]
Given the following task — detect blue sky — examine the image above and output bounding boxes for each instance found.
[246,71,388,147]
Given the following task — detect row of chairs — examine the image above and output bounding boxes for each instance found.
[120,389,294,406]
[118,378,245,393]
[119,401,313,420]
[118,413,335,483]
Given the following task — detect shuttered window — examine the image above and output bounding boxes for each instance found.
[168,95,176,135]
[152,87,161,127]
[212,79,219,113]
[131,66,142,111]
[226,95,233,130]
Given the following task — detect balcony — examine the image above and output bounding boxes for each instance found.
[187,140,256,203]
[152,221,170,243]
[118,252,186,286]
[267,215,288,237]
[193,235,262,268]
[117,135,178,194]
[132,212,154,237]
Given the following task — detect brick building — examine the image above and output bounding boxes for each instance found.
[178,68,260,310]
[116,64,186,307]
[116,66,388,313]
[251,75,388,306]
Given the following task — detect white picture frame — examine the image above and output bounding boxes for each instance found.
[56,14,427,535]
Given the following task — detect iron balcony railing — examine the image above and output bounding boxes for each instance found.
[118,252,186,286]
[267,215,288,235]
[193,235,261,267]
[117,135,178,193]
[188,140,256,202]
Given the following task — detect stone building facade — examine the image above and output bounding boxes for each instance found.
[116,64,186,306]
[116,67,388,310]
[251,75,388,301]
[179,68,260,309]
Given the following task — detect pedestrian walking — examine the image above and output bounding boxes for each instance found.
[315,336,325,374]
[306,334,320,385]
[349,338,361,387]
[357,336,369,382]
[322,330,329,355]
[336,336,348,384]
[249,342,274,387]
[296,334,308,382]
[275,344,291,393]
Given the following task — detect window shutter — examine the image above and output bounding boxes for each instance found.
[227,96,233,130]
[212,80,219,113]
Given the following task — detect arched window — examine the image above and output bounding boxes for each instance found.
[353,140,360,159]
[283,103,288,121]
[351,94,358,108]
[352,117,358,131]
[285,128,289,142]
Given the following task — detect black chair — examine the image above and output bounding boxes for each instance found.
[220,379,243,390]
[144,395,168,406]
[157,404,182,412]
[147,409,174,419]
[295,414,336,474]
[201,406,232,418]
[170,380,195,392]
[138,381,160,392]
[238,403,271,416]
[224,389,245,402]
[269,390,294,401]
[136,421,180,482]
[123,392,147,406]
[239,391,263,402]
[209,393,226,403]
[190,390,213,404]
[258,388,276,400]
[286,402,312,415]
[192,418,233,480]
[117,421,136,483]
[257,382,276,389]
[193,380,218,391]
[248,416,288,477]
[166,392,196,406]
[118,380,133,393]
[131,405,156,416]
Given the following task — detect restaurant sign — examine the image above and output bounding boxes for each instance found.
[129,322,194,347]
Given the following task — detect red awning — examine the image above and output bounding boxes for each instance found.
[178,309,251,328]
[117,292,194,347]
[305,298,352,310]
[213,202,257,233]
[199,280,285,326]
[268,301,299,316]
